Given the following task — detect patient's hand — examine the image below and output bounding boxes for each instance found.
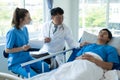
[75,54,96,63]
[81,54,96,62]
[75,56,82,60]
[80,42,90,47]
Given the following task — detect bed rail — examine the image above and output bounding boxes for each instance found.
[21,48,74,67]
[21,48,75,78]
[0,72,23,80]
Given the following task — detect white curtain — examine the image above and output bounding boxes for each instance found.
[43,0,53,22]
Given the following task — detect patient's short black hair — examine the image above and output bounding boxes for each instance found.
[101,28,112,40]
[51,7,64,16]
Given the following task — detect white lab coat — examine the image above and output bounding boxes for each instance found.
[39,21,80,65]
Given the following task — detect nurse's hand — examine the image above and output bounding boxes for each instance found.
[44,37,51,43]
[22,45,31,51]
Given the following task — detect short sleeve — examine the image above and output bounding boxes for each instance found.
[23,27,29,43]
[76,46,86,56]
[107,47,119,64]
[6,30,16,49]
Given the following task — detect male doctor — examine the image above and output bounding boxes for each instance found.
[32,7,81,67]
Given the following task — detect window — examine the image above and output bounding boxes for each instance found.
[79,0,120,37]
[25,0,43,39]
[108,0,120,36]
[0,0,44,44]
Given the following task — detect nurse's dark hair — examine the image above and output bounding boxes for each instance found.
[100,28,112,43]
[12,7,29,29]
[50,7,64,16]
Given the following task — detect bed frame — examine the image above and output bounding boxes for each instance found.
[0,72,23,80]
[21,48,75,78]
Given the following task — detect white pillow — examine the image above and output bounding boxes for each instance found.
[109,37,120,55]
[80,31,120,55]
[80,31,97,43]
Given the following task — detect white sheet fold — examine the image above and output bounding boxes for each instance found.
[49,52,104,80]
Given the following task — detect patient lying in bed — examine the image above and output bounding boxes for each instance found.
[78,29,119,69]
[30,29,120,80]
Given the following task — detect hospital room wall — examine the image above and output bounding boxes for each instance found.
[54,0,79,41]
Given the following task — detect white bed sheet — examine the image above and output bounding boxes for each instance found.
[28,70,120,80]
[117,70,120,80]
[0,72,23,80]
[28,69,120,80]
[28,52,120,80]
[0,70,119,80]
[28,69,56,80]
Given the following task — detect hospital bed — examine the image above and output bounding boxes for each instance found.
[1,49,120,80]
[1,48,76,80]
[2,31,120,80]
[0,72,23,80]
[21,48,120,80]
[21,48,75,78]
[23,31,120,80]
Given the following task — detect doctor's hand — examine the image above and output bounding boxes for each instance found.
[22,45,31,51]
[44,37,51,43]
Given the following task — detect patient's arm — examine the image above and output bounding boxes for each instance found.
[80,42,90,47]
[5,45,31,53]
[75,56,83,60]
[94,60,113,70]
[76,54,113,70]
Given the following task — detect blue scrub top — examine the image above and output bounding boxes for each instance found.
[77,43,119,64]
[6,26,31,68]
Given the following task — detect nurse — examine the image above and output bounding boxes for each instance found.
[5,7,49,78]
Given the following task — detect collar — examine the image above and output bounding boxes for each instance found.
[51,22,63,29]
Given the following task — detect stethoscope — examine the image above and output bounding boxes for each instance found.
[48,21,64,37]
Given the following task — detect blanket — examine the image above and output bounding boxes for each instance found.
[29,52,119,80]
[102,70,119,80]
[49,52,104,80]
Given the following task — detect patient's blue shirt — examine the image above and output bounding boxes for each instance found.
[77,43,119,64]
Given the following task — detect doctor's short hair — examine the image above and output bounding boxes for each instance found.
[50,7,64,16]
